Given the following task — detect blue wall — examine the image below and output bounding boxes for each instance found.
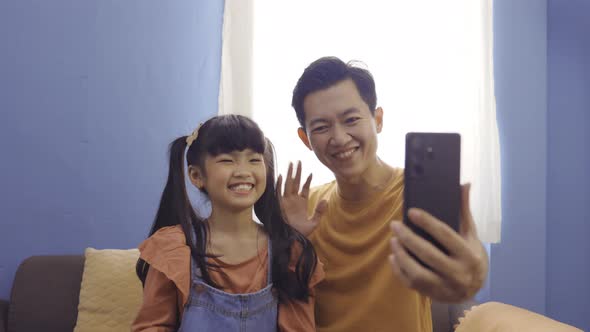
[0,1,224,299]
[492,1,589,330]
[546,0,590,330]
[491,0,548,314]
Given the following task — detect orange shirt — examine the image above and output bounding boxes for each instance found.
[132,225,324,332]
[308,168,432,332]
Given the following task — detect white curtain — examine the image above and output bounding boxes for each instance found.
[219,0,502,243]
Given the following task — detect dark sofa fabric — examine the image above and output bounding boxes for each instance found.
[6,256,84,332]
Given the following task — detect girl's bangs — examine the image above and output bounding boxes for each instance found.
[204,116,266,156]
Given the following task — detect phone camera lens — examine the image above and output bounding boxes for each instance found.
[413,164,424,176]
[427,147,435,160]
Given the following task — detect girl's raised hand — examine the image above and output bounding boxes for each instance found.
[277,161,327,237]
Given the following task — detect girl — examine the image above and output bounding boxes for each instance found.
[132,115,323,332]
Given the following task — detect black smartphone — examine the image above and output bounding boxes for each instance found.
[403,132,461,265]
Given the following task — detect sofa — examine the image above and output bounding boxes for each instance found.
[0,255,476,332]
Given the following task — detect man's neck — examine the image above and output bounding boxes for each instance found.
[335,158,396,201]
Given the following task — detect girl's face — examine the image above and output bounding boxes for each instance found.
[194,149,267,213]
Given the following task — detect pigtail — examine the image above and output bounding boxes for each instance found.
[136,136,217,287]
[136,137,190,284]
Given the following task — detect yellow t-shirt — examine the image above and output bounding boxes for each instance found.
[308,168,432,332]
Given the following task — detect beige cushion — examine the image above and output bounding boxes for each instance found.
[74,248,142,332]
[455,302,583,332]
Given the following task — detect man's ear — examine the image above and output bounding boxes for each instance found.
[298,127,312,150]
[188,165,204,189]
[375,107,384,133]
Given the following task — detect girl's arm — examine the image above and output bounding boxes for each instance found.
[278,294,318,332]
[132,267,179,332]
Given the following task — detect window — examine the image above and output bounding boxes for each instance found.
[219,0,501,242]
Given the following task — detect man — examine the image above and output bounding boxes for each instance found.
[278,56,488,331]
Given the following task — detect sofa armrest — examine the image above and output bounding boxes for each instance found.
[432,299,478,332]
[0,299,8,332]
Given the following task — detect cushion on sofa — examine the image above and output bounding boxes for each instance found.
[455,301,584,332]
[73,248,142,332]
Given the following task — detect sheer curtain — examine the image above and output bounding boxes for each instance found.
[219,0,501,243]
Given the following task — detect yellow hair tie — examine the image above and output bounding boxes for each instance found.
[186,123,203,148]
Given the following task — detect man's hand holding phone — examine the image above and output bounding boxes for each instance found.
[389,184,488,302]
[389,132,488,302]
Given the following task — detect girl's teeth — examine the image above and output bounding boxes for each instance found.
[231,184,253,191]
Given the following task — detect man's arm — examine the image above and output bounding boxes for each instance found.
[389,184,488,302]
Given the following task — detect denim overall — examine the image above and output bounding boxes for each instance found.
[178,238,278,332]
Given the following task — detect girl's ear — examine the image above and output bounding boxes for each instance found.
[188,165,205,189]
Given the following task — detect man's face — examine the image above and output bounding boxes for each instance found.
[299,79,383,181]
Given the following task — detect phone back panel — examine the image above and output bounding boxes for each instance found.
[403,132,461,254]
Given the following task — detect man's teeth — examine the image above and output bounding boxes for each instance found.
[230,184,253,191]
[335,148,356,159]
